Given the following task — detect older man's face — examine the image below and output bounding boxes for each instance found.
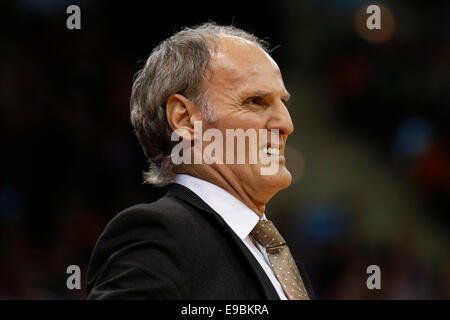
[201,35,294,204]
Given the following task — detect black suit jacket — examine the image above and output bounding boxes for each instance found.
[86,183,314,299]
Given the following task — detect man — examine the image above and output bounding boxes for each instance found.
[86,23,314,299]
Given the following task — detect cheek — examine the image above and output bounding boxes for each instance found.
[222,113,268,130]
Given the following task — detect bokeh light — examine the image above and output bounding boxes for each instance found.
[354,3,396,43]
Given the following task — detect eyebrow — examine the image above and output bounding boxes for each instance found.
[245,90,291,102]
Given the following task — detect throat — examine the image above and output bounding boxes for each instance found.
[183,165,266,218]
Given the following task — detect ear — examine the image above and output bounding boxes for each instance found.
[166,93,203,141]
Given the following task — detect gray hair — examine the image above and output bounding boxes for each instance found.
[130,22,269,186]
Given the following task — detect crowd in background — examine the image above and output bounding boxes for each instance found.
[0,0,449,299]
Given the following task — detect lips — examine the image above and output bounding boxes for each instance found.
[260,135,286,156]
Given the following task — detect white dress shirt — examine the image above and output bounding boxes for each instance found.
[174,174,288,300]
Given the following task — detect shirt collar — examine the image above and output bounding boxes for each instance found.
[174,174,265,239]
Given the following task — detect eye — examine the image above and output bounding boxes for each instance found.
[244,96,265,106]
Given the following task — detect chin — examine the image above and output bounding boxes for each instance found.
[262,166,292,192]
[278,168,293,190]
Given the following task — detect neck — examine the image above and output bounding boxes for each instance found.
[182,165,267,218]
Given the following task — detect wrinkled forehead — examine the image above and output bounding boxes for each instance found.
[212,35,277,67]
[206,35,284,91]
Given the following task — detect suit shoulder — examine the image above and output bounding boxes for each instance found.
[98,195,199,243]
[86,195,198,298]
[109,196,195,229]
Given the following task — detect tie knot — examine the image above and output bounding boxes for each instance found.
[250,220,286,249]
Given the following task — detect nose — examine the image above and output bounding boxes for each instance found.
[267,101,294,138]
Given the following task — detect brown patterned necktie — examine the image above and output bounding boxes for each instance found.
[250,220,309,300]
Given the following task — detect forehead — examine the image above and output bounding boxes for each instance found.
[206,35,286,97]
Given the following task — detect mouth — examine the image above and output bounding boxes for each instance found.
[260,135,286,157]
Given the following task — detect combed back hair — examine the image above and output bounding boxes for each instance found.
[130,22,270,186]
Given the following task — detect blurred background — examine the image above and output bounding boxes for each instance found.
[0,0,449,299]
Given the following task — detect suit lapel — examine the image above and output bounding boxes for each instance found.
[166,183,280,300]
[224,224,281,300]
